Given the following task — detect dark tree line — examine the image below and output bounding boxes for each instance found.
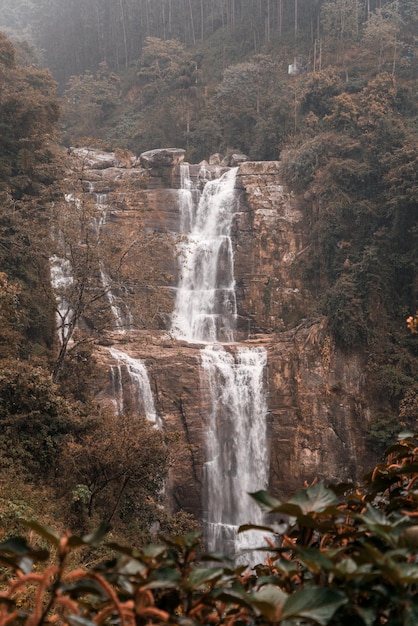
[0,0,407,86]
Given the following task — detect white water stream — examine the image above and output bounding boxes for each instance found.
[108,347,160,428]
[50,186,156,431]
[172,164,269,563]
[172,166,238,344]
[49,254,75,344]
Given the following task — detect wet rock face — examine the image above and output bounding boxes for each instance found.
[234,161,310,335]
[72,150,374,519]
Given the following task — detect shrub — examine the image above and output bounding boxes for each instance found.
[0,433,417,625]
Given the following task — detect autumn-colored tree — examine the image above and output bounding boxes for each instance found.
[59,409,168,528]
[362,2,402,73]
[0,359,85,480]
[0,33,61,357]
[61,63,121,145]
[0,272,22,357]
[321,0,364,79]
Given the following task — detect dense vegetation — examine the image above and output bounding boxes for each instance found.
[0,433,417,624]
[0,0,417,606]
[0,31,196,547]
[24,0,417,443]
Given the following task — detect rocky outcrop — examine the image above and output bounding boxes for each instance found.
[234,161,310,335]
[139,148,185,168]
[69,148,375,521]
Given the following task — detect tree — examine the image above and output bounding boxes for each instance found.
[61,63,121,145]
[321,0,364,79]
[216,55,291,158]
[59,409,168,526]
[0,359,85,480]
[362,2,402,73]
[47,164,120,382]
[0,432,417,624]
[0,272,23,357]
[0,33,61,357]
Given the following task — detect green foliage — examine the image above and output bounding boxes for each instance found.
[61,63,121,145]
[324,274,369,349]
[0,359,84,479]
[0,32,61,356]
[59,410,169,528]
[300,69,344,119]
[367,413,403,454]
[0,434,417,625]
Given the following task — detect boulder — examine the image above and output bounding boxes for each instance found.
[208,153,223,165]
[69,147,134,170]
[226,153,249,166]
[139,148,185,168]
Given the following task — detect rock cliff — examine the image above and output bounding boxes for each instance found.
[68,148,375,521]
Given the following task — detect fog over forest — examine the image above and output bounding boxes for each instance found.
[0,2,417,621]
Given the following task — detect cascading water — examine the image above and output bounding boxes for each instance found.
[172,164,269,563]
[202,345,269,563]
[49,254,75,344]
[172,167,238,344]
[108,347,160,428]
[100,267,133,333]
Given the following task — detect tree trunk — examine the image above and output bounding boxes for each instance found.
[294,0,298,39]
[188,0,196,44]
[266,0,270,42]
[392,34,397,76]
[107,476,130,524]
[119,0,128,68]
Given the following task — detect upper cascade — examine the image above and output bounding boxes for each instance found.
[171,167,238,343]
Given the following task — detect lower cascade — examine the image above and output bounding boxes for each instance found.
[173,165,270,562]
[108,347,160,428]
[202,345,269,562]
[172,167,238,344]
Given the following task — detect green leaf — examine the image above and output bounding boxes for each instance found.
[119,558,147,576]
[60,578,108,599]
[210,587,254,609]
[71,522,110,547]
[145,567,182,589]
[334,557,358,577]
[249,491,282,512]
[0,537,33,556]
[0,537,49,566]
[286,482,339,516]
[248,584,288,620]
[354,606,377,626]
[20,520,60,547]
[293,546,334,573]
[141,544,167,559]
[105,541,142,559]
[238,523,278,535]
[251,483,339,518]
[400,525,418,548]
[281,587,347,625]
[188,567,225,588]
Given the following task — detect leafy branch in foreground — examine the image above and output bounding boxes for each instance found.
[0,434,417,625]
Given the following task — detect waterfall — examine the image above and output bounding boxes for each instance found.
[109,358,124,415]
[202,345,269,563]
[49,254,75,344]
[100,268,133,333]
[92,188,132,332]
[172,168,238,343]
[108,347,160,428]
[172,165,269,564]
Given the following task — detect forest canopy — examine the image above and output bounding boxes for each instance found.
[0,0,416,581]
